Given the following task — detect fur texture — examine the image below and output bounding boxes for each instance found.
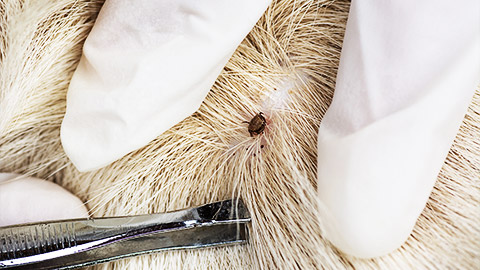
[0,0,479,269]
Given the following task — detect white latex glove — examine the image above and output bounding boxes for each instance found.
[317,0,480,258]
[0,173,88,226]
[61,0,271,172]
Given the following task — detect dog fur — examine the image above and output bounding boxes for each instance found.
[0,0,479,269]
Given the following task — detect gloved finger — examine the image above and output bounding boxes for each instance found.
[0,173,88,227]
[316,0,480,258]
[61,0,271,172]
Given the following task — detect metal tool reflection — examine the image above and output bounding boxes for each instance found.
[0,199,250,269]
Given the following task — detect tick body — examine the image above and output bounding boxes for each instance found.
[245,112,266,136]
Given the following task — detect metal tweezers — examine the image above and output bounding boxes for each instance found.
[0,199,250,269]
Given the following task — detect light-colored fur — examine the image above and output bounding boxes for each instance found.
[0,0,479,269]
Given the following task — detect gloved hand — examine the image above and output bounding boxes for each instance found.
[316,0,480,258]
[61,0,271,172]
[0,173,88,226]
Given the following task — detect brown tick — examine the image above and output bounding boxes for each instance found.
[244,112,266,137]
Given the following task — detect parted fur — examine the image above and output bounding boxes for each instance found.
[0,0,479,269]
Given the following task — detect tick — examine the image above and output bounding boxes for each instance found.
[244,112,266,137]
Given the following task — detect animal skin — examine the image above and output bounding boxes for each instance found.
[0,0,479,269]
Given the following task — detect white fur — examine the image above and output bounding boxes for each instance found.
[0,0,478,269]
